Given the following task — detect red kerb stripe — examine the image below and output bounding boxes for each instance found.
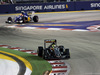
[61,29,74,30]
[9,47,21,49]
[31,53,38,55]
[52,66,67,68]
[51,70,67,73]
[21,50,34,52]
[50,62,64,65]
[0,45,9,47]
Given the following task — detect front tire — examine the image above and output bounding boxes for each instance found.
[59,45,64,52]
[65,49,70,59]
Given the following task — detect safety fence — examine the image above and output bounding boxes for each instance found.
[0,1,100,14]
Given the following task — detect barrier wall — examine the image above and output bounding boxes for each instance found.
[0,1,100,14]
[75,1,100,10]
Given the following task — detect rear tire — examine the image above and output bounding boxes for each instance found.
[43,50,46,59]
[43,49,49,60]
[22,17,26,23]
[38,46,43,57]
[8,17,12,21]
[33,15,39,22]
[7,17,12,24]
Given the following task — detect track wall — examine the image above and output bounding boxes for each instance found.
[0,1,100,14]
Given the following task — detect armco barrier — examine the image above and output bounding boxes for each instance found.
[0,1,100,14]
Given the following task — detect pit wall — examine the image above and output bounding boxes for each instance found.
[0,1,100,14]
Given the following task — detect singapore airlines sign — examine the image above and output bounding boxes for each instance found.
[15,4,68,11]
[91,3,100,7]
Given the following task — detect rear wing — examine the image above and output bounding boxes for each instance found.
[44,39,57,48]
[44,39,56,43]
[27,11,35,16]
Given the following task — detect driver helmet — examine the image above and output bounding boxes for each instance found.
[52,44,56,49]
[21,11,25,15]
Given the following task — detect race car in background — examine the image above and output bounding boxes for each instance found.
[38,39,70,59]
[5,11,39,24]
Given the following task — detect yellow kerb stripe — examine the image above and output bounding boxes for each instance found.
[0,51,32,71]
[0,54,16,61]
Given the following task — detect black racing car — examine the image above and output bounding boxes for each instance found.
[37,39,70,60]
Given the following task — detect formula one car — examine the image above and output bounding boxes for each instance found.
[5,11,39,24]
[38,39,70,60]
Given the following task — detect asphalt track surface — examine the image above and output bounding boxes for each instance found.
[0,10,100,75]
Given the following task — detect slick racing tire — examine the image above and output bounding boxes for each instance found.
[43,49,48,60]
[22,17,26,23]
[59,45,64,52]
[38,46,43,57]
[65,49,70,59]
[6,17,13,23]
[8,17,12,21]
[59,45,64,48]
[33,15,39,22]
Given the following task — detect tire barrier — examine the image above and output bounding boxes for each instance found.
[0,44,71,75]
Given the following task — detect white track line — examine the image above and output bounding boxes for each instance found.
[5,25,89,31]
[0,59,19,75]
